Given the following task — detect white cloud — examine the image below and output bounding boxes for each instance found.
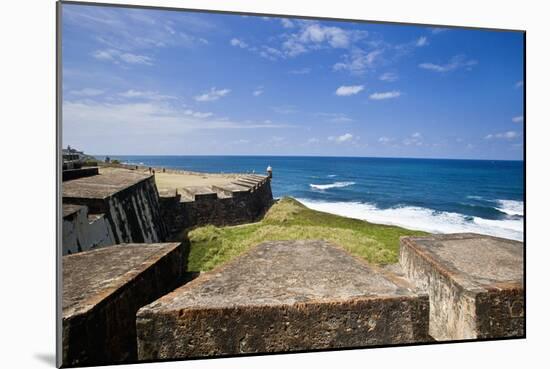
[485,131,519,140]
[69,88,105,97]
[64,6,212,52]
[281,19,294,28]
[335,85,364,96]
[333,48,382,74]
[253,87,264,97]
[378,136,394,144]
[328,133,354,143]
[403,132,423,146]
[63,100,290,143]
[369,91,401,100]
[92,49,153,66]
[318,113,354,123]
[379,72,398,82]
[419,55,477,73]
[230,38,248,48]
[512,116,524,123]
[118,89,176,101]
[183,109,213,119]
[307,137,320,144]
[259,46,284,60]
[431,27,449,34]
[194,87,231,102]
[281,22,367,58]
[416,36,428,47]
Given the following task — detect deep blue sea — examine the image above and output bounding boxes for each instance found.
[105,156,524,241]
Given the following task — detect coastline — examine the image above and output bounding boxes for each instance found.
[95,158,524,242]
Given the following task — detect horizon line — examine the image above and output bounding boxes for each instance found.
[90,153,525,162]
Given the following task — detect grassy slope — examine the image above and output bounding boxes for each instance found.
[187,197,428,272]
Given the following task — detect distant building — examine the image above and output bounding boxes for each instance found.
[62,145,87,162]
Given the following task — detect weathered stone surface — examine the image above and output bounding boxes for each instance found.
[62,242,186,367]
[62,169,167,252]
[136,240,429,360]
[400,233,524,341]
[159,176,273,238]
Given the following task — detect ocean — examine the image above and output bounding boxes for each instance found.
[107,155,524,241]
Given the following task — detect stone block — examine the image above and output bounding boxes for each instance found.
[400,233,524,340]
[136,240,429,360]
[62,242,186,366]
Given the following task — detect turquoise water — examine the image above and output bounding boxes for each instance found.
[106,155,524,241]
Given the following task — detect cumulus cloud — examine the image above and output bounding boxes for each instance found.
[92,49,154,66]
[485,131,519,140]
[379,72,398,82]
[328,133,354,143]
[512,116,524,123]
[419,55,477,73]
[194,87,231,102]
[369,91,401,100]
[333,48,382,74]
[230,38,248,48]
[280,22,367,58]
[335,85,364,96]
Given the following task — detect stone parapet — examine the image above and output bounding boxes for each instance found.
[399,233,524,340]
[136,240,429,360]
[159,175,273,238]
[62,242,186,367]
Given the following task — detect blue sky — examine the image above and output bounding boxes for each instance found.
[62,4,524,160]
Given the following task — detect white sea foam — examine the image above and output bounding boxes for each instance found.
[495,199,524,216]
[297,198,524,241]
[327,174,337,178]
[466,195,484,200]
[309,181,355,190]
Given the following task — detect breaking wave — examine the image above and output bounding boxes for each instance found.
[495,199,524,216]
[297,198,523,241]
[309,181,355,190]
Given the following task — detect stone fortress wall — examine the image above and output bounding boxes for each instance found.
[62,170,168,254]
[159,174,273,238]
[61,168,273,252]
[60,165,524,367]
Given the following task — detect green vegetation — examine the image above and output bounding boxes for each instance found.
[187,197,428,271]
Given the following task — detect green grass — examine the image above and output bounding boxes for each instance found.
[187,197,428,272]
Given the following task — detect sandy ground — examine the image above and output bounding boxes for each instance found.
[98,166,239,193]
[154,171,238,191]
